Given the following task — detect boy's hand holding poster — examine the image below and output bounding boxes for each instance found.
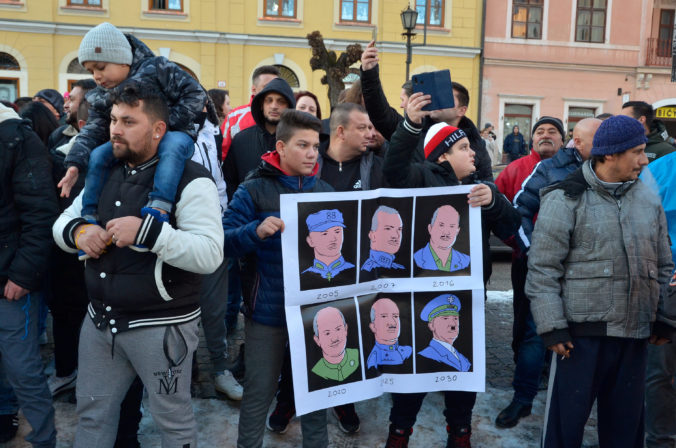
[281,186,485,416]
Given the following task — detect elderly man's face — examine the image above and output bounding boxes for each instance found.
[531,123,562,159]
[369,298,400,345]
[109,101,157,166]
[428,314,459,345]
[369,211,403,254]
[428,205,461,252]
[313,307,348,360]
[307,226,344,260]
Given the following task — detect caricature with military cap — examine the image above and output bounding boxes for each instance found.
[418,294,471,371]
[302,209,355,281]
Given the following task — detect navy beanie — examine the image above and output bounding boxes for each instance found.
[591,115,647,156]
[532,116,565,140]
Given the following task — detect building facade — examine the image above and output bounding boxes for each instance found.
[482,0,676,150]
[0,0,482,122]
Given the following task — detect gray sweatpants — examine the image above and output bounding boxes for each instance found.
[0,294,56,448]
[74,317,200,448]
[237,318,328,448]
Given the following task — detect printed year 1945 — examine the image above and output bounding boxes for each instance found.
[435,374,458,383]
[327,388,347,398]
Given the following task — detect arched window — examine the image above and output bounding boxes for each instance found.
[0,53,20,71]
[67,58,89,75]
[274,64,300,88]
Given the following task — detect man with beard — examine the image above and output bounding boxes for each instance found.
[367,298,412,369]
[362,206,404,272]
[414,204,470,272]
[223,77,295,199]
[47,79,97,151]
[303,209,355,281]
[52,83,223,447]
[418,294,471,371]
[311,307,360,381]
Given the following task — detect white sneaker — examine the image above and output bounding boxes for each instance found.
[48,369,77,396]
[214,370,243,401]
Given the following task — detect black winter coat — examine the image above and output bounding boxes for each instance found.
[0,118,59,292]
[360,65,493,181]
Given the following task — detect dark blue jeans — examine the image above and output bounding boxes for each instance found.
[512,310,546,405]
[81,131,194,219]
[225,257,243,330]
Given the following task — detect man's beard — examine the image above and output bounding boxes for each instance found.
[65,112,77,126]
[111,137,147,165]
[264,116,280,126]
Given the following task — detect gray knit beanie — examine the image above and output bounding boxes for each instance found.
[78,22,133,66]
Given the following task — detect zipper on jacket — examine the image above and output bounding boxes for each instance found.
[339,161,342,172]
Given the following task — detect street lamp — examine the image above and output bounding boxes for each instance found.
[400,5,418,81]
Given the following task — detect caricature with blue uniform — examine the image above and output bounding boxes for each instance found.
[414,204,470,272]
[418,294,471,371]
[361,206,406,272]
[366,297,412,369]
[302,209,355,281]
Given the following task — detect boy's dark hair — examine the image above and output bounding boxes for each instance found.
[77,99,90,123]
[329,103,367,135]
[621,101,652,129]
[252,65,281,83]
[109,81,169,124]
[276,109,322,144]
[73,78,98,92]
[452,81,469,108]
[401,80,413,97]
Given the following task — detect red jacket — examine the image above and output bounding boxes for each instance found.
[221,95,255,159]
[495,151,542,203]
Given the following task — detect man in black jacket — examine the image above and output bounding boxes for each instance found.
[360,41,493,182]
[47,78,97,152]
[223,77,296,199]
[0,103,59,447]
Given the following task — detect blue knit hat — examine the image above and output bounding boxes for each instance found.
[591,115,647,156]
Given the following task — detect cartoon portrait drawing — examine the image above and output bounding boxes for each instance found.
[413,204,470,272]
[366,298,412,369]
[418,294,471,372]
[361,206,405,272]
[311,306,360,381]
[302,209,355,281]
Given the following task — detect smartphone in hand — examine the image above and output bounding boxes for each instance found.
[412,69,455,111]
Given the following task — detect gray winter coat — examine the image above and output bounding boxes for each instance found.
[526,160,674,347]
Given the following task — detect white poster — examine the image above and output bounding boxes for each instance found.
[281,186,485,416]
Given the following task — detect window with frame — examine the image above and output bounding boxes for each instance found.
[657,9,675,57]
[67,0,102,6]
[340,0,370,23]
[511,0,542,39]
[264,0,296,18]
[575,0,606,43]
[416,0,444,27]
[149,0,182,12]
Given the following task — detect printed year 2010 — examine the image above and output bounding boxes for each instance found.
[316,290,339,300]
[431,280,455,288]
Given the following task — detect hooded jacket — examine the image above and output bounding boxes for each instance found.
[65,34,207,171]
[527,161,675,345]
[646,120,675,161]
[222,151,333,327]
[0,104,59,292]
[223,77,296,199]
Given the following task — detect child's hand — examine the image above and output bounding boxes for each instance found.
[405,92,431,125]
[468,184,493,207]
[58,166,79,198]
[256,217,285,240]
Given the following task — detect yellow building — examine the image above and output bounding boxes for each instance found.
[0,0,482,121]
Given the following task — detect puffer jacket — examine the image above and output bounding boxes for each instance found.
[223,77,296,199]
[513,145,581,247]
[0,106,59,292]
[65,34,207,171]
[384,118,521,285]
[526,161,675,346]
[222,151,333,327]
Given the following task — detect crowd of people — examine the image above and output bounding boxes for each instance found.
[0,20,674,448]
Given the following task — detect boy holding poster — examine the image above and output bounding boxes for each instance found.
[382,92,520,448]
[222,110,332,448]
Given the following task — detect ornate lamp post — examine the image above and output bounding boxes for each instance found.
[400,5,418,81]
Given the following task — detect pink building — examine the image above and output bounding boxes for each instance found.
[482,0,676,151]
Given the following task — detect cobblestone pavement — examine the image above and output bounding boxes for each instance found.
[4,258,601,447]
